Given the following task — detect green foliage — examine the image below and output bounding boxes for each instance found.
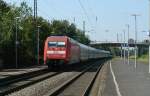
[0,1,90,67]
[0,0,10,13]
[137,54,148,63]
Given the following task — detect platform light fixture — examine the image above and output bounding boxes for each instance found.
[126,24,130,65]
[131,14,140,69]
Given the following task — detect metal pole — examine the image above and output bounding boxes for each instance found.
[15,17,20,68]
[149,37,150,73]
[117,33,119,42]
[123,30,126,64]
[95,16,98,34]
[105,30,108,42]
[120,33,123,59]
[34,0,38,64]
[132,14,139,69]
[135,16,137,69]
[121,46,122,59]
[0,10,2,42]
[37,26,40,65]
[15,19,18,68]
[83,21,85,35]
[127,24,130,65]
[73,17,76,24]
[149,0,150,73]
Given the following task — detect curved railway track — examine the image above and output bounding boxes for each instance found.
[44,61,104,96]
[2,60,106,96]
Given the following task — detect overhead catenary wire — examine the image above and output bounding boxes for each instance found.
[36,0,53,21]
[37,8,51,20]
[85,0,97,31]
[38,0,70,22]
[85,0,95,18]
[43,0,63,17]
[77,0,92,25]
[25,0,94,32]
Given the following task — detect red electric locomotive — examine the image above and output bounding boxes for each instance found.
[44,36,80,68]
[44,36,110,68]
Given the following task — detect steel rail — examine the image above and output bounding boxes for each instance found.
[46,63,99,96]
[0,68,48,87]
[82,63,104,96]
[0,62,92,95]
[0,71,61,96]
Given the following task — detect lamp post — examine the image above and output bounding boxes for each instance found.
[120,33,123,59]
[131,14,140,69]
[15,17,20,68]
[126,24,130,65]
[123,30,126,64]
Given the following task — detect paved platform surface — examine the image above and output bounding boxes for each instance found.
[103,58,150,96]
[0,65,47,79]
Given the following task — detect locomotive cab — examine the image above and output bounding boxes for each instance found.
[44,36,69,67]
[47,41,66,58]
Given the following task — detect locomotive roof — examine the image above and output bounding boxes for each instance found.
[48,35,68,38]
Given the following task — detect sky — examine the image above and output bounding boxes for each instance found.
[4,0,149,42]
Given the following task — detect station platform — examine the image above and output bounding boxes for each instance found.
[103,58,150,96]
[0,65,47,80]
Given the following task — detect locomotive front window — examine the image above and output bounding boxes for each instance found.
[48,42,57,47]
[57,42,65,47]
[48,42,65,47]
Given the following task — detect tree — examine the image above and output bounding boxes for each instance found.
[0,1,90,67]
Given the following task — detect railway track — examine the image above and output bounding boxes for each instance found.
[3,60,106,96]
[0,68,61,96]
[0,68,48,87]
[44,60,104,96]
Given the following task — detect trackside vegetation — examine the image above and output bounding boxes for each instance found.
[0,1,90,67]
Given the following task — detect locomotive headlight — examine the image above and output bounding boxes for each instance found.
[57,51,66,54]
[47,51,54,54]
[47,51,66,54]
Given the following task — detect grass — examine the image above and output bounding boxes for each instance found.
[113,55,149,64]
[137,54,149,64]
[129,54,148,64]
[129,55,135,59]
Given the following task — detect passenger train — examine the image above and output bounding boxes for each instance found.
[44,36,111,68]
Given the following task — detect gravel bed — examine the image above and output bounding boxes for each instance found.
[7,72,79,96]
[57,64,100,96]
[89,62,108,96]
